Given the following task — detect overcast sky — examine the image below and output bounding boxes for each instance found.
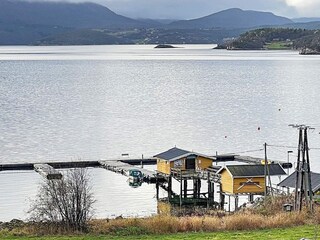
[35,0,320,19]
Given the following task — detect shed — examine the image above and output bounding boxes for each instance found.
[154,147,214,175]
[217,164,286,194]
[278,171,320,194]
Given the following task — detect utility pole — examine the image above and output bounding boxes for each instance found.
[264,143,273,197]
[290,124,314,212]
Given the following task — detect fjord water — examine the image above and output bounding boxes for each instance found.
[1,45,320,221]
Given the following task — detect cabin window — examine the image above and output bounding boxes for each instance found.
[174,160,183,168]
[185,155,196,170]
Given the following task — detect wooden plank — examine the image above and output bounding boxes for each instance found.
[34,164,63,180]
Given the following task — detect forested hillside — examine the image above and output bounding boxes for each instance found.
[225,28,320,53]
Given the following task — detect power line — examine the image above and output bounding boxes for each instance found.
[267,144,297,149]
[267,144,320,150]
[222,148,264,155]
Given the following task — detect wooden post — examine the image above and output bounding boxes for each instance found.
[207,172,211,208]
[304,128,313,212]
[193,178,197,198]
[294,128,303,211]
[184,180,188,198]
[156,173,159,199]
[141,154,144,168]
[264,143,268,197]
[197,179,201,198]
[248,194,253,203]
[219,185,224,210]
[180,172,183,207]
[235,195,239,211]
[168,175,172,200]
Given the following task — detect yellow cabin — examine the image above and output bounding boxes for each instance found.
[217,164,286,195]
[155,147,214,175]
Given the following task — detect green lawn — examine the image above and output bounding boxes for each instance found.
[1,225,320,240]
[265,41,292,50]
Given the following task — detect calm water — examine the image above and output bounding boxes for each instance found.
[1,45,320,221]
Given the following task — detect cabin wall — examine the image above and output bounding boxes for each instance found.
[157,159,172,175]
[233,177,265,194]
[157,155,213,174]
[220,170,233,193]
[197,156,213,170]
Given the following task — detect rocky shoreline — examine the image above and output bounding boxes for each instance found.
[299,48,320,55]
[0,219,25,231]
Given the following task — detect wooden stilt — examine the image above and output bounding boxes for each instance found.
[184,180,188,198]
[168,175,172,200]
[235,195,239,211]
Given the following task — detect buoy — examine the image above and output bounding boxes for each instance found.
[258,127,261,131]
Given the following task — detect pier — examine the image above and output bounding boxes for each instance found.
[99,160,160,183]
[0,154,290,183]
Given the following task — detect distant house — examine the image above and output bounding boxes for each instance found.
[154,147,214,175]
[278,171,320,194]
[217,164,286,195]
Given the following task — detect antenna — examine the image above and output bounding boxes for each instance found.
[289,124,313,211]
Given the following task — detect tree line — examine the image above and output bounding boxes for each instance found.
[224,28,320,51]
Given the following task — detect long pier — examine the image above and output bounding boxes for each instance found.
[0,155,290,183]
[0,154,288,172]
[0,158,159,183]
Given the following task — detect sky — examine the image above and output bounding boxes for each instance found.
[32,0,320,19]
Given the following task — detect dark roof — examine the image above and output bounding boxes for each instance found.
[220,164,286,177]
[278,171,320,192]
[154,147,190,161]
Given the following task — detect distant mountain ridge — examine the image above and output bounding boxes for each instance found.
[0,0,148,29]
[0,1,317,45]
[292,17,320,23]
[169,8,293,29]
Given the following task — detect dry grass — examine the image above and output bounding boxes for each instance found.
[85,207,317,235]
[3,198,320,236]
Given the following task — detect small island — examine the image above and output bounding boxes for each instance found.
[154,44,177,49]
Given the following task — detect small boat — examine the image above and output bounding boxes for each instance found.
[128,169,143,182]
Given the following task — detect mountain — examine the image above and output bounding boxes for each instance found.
[169,8,293,29]
[292,17,320,23]
[137,19,181,25]
[281,21,320,30]
[0,1,310,46]
[0,0,147,29]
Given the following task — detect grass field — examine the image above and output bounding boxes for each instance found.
[265,41,293,50]
[1,225,319,240]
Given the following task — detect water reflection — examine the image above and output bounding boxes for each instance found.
[1,46,320,220]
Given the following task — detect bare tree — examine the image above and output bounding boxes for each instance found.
[29,168,95,231]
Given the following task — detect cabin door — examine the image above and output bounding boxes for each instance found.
[185,155,196,170]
